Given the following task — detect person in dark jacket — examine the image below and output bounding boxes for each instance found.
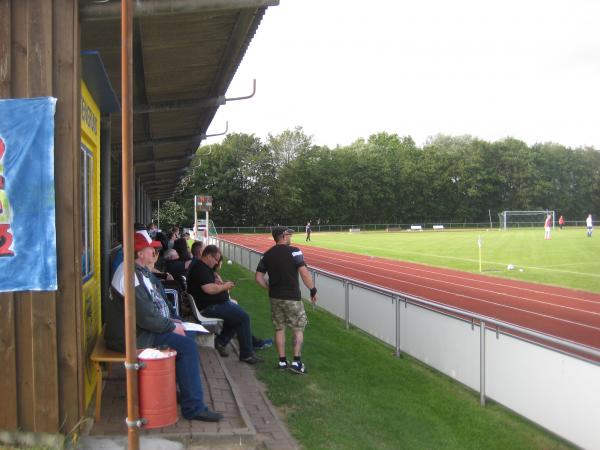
[104,230,222,422]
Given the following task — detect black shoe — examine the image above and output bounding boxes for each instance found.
[188,409,223,422]
[215,342,229,357]
[276,359,289,370]
[289,360,307,375]
[253,338,273,350]
[241,354,264,365]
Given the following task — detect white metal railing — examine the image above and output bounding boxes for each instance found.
[215,237,600,449]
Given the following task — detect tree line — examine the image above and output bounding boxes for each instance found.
[155,127,600,229]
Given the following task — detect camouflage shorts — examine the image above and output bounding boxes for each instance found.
[270,298,307,331]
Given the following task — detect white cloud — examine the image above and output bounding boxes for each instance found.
[207,0,600,149]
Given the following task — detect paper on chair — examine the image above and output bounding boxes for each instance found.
[182,322,209,333]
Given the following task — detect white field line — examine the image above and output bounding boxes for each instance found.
[304,247,600,307]
[305,240,600,278]
[309,257,600,333]
[542,261,600,269]
[304,246,598,304]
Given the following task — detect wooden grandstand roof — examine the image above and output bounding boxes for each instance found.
[80,0,278,199]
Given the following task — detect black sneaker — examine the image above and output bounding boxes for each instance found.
[188,408,223,422]
[276,360,290,370]
[215,342,229,357]
[289,360,307,375]
[254,338,273,350]
[240,354,264,365]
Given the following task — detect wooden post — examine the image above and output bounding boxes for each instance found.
[121,0,140,448]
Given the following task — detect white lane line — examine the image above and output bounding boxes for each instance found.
[303,246,600,305]
[308,240,600,278]
[308,252,600,317]
[311,259,600,333]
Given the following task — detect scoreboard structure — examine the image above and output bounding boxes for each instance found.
[195,195,212,212]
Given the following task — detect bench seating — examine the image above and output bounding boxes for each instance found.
[90,291,223,421]
[433,225,444,230]
[410,225,423,231]
[90,331,125,421]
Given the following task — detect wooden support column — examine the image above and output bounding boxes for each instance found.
[0,1,18,433]
[53,0,83,432]
[0,0,82,434]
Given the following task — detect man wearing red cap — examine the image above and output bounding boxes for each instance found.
[105,230,222,422]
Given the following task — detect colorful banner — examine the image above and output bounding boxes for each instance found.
[0,97,58,291]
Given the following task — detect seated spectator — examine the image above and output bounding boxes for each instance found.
[173,237,192,262]
[190,240,204,265]
[163,248,192,289]
[166,231,176,249]
[213,255,272,351]
[187,245,264,364]
[104,229,222,422]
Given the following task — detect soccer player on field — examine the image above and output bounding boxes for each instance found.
[586,213,593,237]
[544,214,552,240]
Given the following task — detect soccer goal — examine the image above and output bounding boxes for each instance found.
[498,210,555,230]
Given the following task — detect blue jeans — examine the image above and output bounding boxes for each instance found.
[202,301,253,359]
[153,331,207,419]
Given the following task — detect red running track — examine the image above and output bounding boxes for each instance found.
[221,234,600,353]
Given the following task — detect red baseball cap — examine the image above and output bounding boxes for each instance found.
[134,230,162,252]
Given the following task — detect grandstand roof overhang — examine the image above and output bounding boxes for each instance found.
[80,0,278,200]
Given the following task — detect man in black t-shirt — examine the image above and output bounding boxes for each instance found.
[255,227,318,374]
[188,245,263,365]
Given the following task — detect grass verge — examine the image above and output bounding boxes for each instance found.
[222,262,572,450]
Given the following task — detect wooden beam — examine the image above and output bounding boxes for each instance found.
[0,0,10,97]
[53,0,84,432]
[0,0,18,432]
[11,0,36,431]
[28,0,59,432]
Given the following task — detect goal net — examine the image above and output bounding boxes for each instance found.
[498,210,555,230]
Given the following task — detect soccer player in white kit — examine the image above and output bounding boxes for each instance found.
[544,214,552,240]
[586,213,593,237]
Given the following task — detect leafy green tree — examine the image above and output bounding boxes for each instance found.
[152,200,186,231]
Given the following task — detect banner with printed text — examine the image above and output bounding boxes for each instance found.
[0,97,58,291]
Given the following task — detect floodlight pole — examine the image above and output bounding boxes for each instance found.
[205,210,209,242]
[194,195,198,239]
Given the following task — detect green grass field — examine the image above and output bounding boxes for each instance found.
[220,263,572,450]
[300,227,600,293]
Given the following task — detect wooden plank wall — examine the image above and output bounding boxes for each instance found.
[0,0,83,434]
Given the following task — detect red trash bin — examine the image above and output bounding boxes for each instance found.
[138,348,178,429]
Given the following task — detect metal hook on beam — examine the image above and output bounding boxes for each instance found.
[204,121,229,139]
[225,79,256,103]
[196,121,228,153]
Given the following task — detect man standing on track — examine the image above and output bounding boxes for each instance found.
[305,221,311,241]
[255,227,317,374]
[544,214,552,240]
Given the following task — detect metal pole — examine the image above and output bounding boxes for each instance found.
[394,295,401,357]
[205,210,209,241]
[480,320,486,407]
[344,281,349,329]
[193,195,197,239]
[100,118,112,324]
[121,1,140,447]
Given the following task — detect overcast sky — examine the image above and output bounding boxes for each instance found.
[208,0,600,149]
